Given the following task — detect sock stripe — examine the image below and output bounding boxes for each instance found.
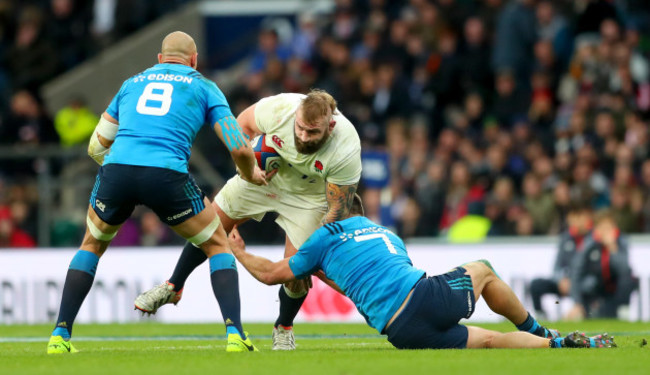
[209,253,237,273]
[68,250,99,277]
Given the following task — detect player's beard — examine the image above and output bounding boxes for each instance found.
[294,130,331,154]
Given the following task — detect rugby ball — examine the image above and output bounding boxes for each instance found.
[251,134,282,172]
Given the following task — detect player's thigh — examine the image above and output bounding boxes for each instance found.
[214,175,276,225]
[462,261,498,301]
[82,205,123,256]
[275,205,326,252]
[465,326,501,349]
[89,164,138,227]
[213,200,249,233]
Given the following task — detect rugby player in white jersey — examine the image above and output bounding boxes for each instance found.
[135,89,361,350]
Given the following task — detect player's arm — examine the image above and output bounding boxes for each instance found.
[88,112,119,165]
[229,227,297,285]
[213,115,267,186]
[314,270,345,295]
[321,182,358,224]
[236,103,263,139]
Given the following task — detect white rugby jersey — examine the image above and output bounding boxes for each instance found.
[254,93,361,206]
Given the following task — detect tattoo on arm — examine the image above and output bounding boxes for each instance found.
[322,183,357,224]
[219,115,247,151]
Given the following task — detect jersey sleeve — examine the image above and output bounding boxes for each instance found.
[253,94,288,134]
[204,80,234,127]
[288,229,326,279]
[326,149,362,185]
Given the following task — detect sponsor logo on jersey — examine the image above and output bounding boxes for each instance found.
[314,160,323,173]
[272,135,284,149]
[95,199,106,212]
[167,208,192,221]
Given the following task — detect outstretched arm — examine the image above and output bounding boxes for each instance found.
[213,115,267,186]
[321,182,358,224]
[229,227,296,285]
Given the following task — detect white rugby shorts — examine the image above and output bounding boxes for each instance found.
[215,175,327,248]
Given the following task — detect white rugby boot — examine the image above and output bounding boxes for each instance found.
[134,281,182,315]
[272,325,296,350]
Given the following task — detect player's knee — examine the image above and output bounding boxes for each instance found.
[283,282,308,298]
[86,215,118,242]
[187,215,221,246]
[474,259,498,276]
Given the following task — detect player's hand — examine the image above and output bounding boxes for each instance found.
[266,168,278,181]
[228,225,246,255]
[240,165,268,186]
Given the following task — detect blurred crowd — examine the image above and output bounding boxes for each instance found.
[2,0,650,247]
[224,0,650,240]
[0,0,192,247]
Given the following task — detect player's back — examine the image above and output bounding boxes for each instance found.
[294,216,425,332]
[104,63,233,173]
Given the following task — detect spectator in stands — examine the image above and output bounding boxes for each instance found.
[492,0,537,87]
[54,97,98,147]
[567,210,637,319]
[530,203,593,319]
[522,172,554,234]
[0,205,35,248]
[249,27,291,74]
[439,160,484,233]
[5,6,61,92]
[46,0,91,70]
[2,90,57,146]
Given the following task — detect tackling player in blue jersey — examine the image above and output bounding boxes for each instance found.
[47,31,267,354]
[230,195,616,350]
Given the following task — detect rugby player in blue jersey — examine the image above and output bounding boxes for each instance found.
[47,31,267,354]
[230,195,616,350]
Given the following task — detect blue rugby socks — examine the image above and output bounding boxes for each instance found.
[209,253,246,339]
[274,284,308,329]
[516,312,554,338]
[52,250,100,339]
[169,242,208,292]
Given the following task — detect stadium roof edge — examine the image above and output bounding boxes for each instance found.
[198,0,334,16]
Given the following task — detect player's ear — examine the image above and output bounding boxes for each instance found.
[191,53,198,69]
[157,53,163,63]
[329,118,336,131]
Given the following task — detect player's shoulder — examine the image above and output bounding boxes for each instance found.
[331,111,361,148]
[257,93,304,111]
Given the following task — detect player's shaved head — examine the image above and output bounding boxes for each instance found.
[350,194,364,217]
[159,31,198,67]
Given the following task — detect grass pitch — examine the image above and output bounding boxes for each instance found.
[1,321,648,375]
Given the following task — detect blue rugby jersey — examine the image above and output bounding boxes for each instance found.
[289,216,425,332]
[104,63,237,173]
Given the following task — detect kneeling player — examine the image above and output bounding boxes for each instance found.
[230,195,616,349]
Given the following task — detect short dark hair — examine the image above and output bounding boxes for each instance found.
[350,193,364,217]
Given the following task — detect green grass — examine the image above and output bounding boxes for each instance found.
[1,321,648,375]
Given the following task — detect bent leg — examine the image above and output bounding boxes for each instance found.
[466,326,549,349]
[172,197,248,338]
[463,260,558,338]
[168,200,249,291]
[52,206,121,341]
[275,236,309,330]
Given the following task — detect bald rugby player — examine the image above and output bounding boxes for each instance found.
[47,31,267,354]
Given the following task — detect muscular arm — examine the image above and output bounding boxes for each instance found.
[229,226,296,285]
[321,182,358,225]
[236,103,262,138]
[213,115,264,184]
